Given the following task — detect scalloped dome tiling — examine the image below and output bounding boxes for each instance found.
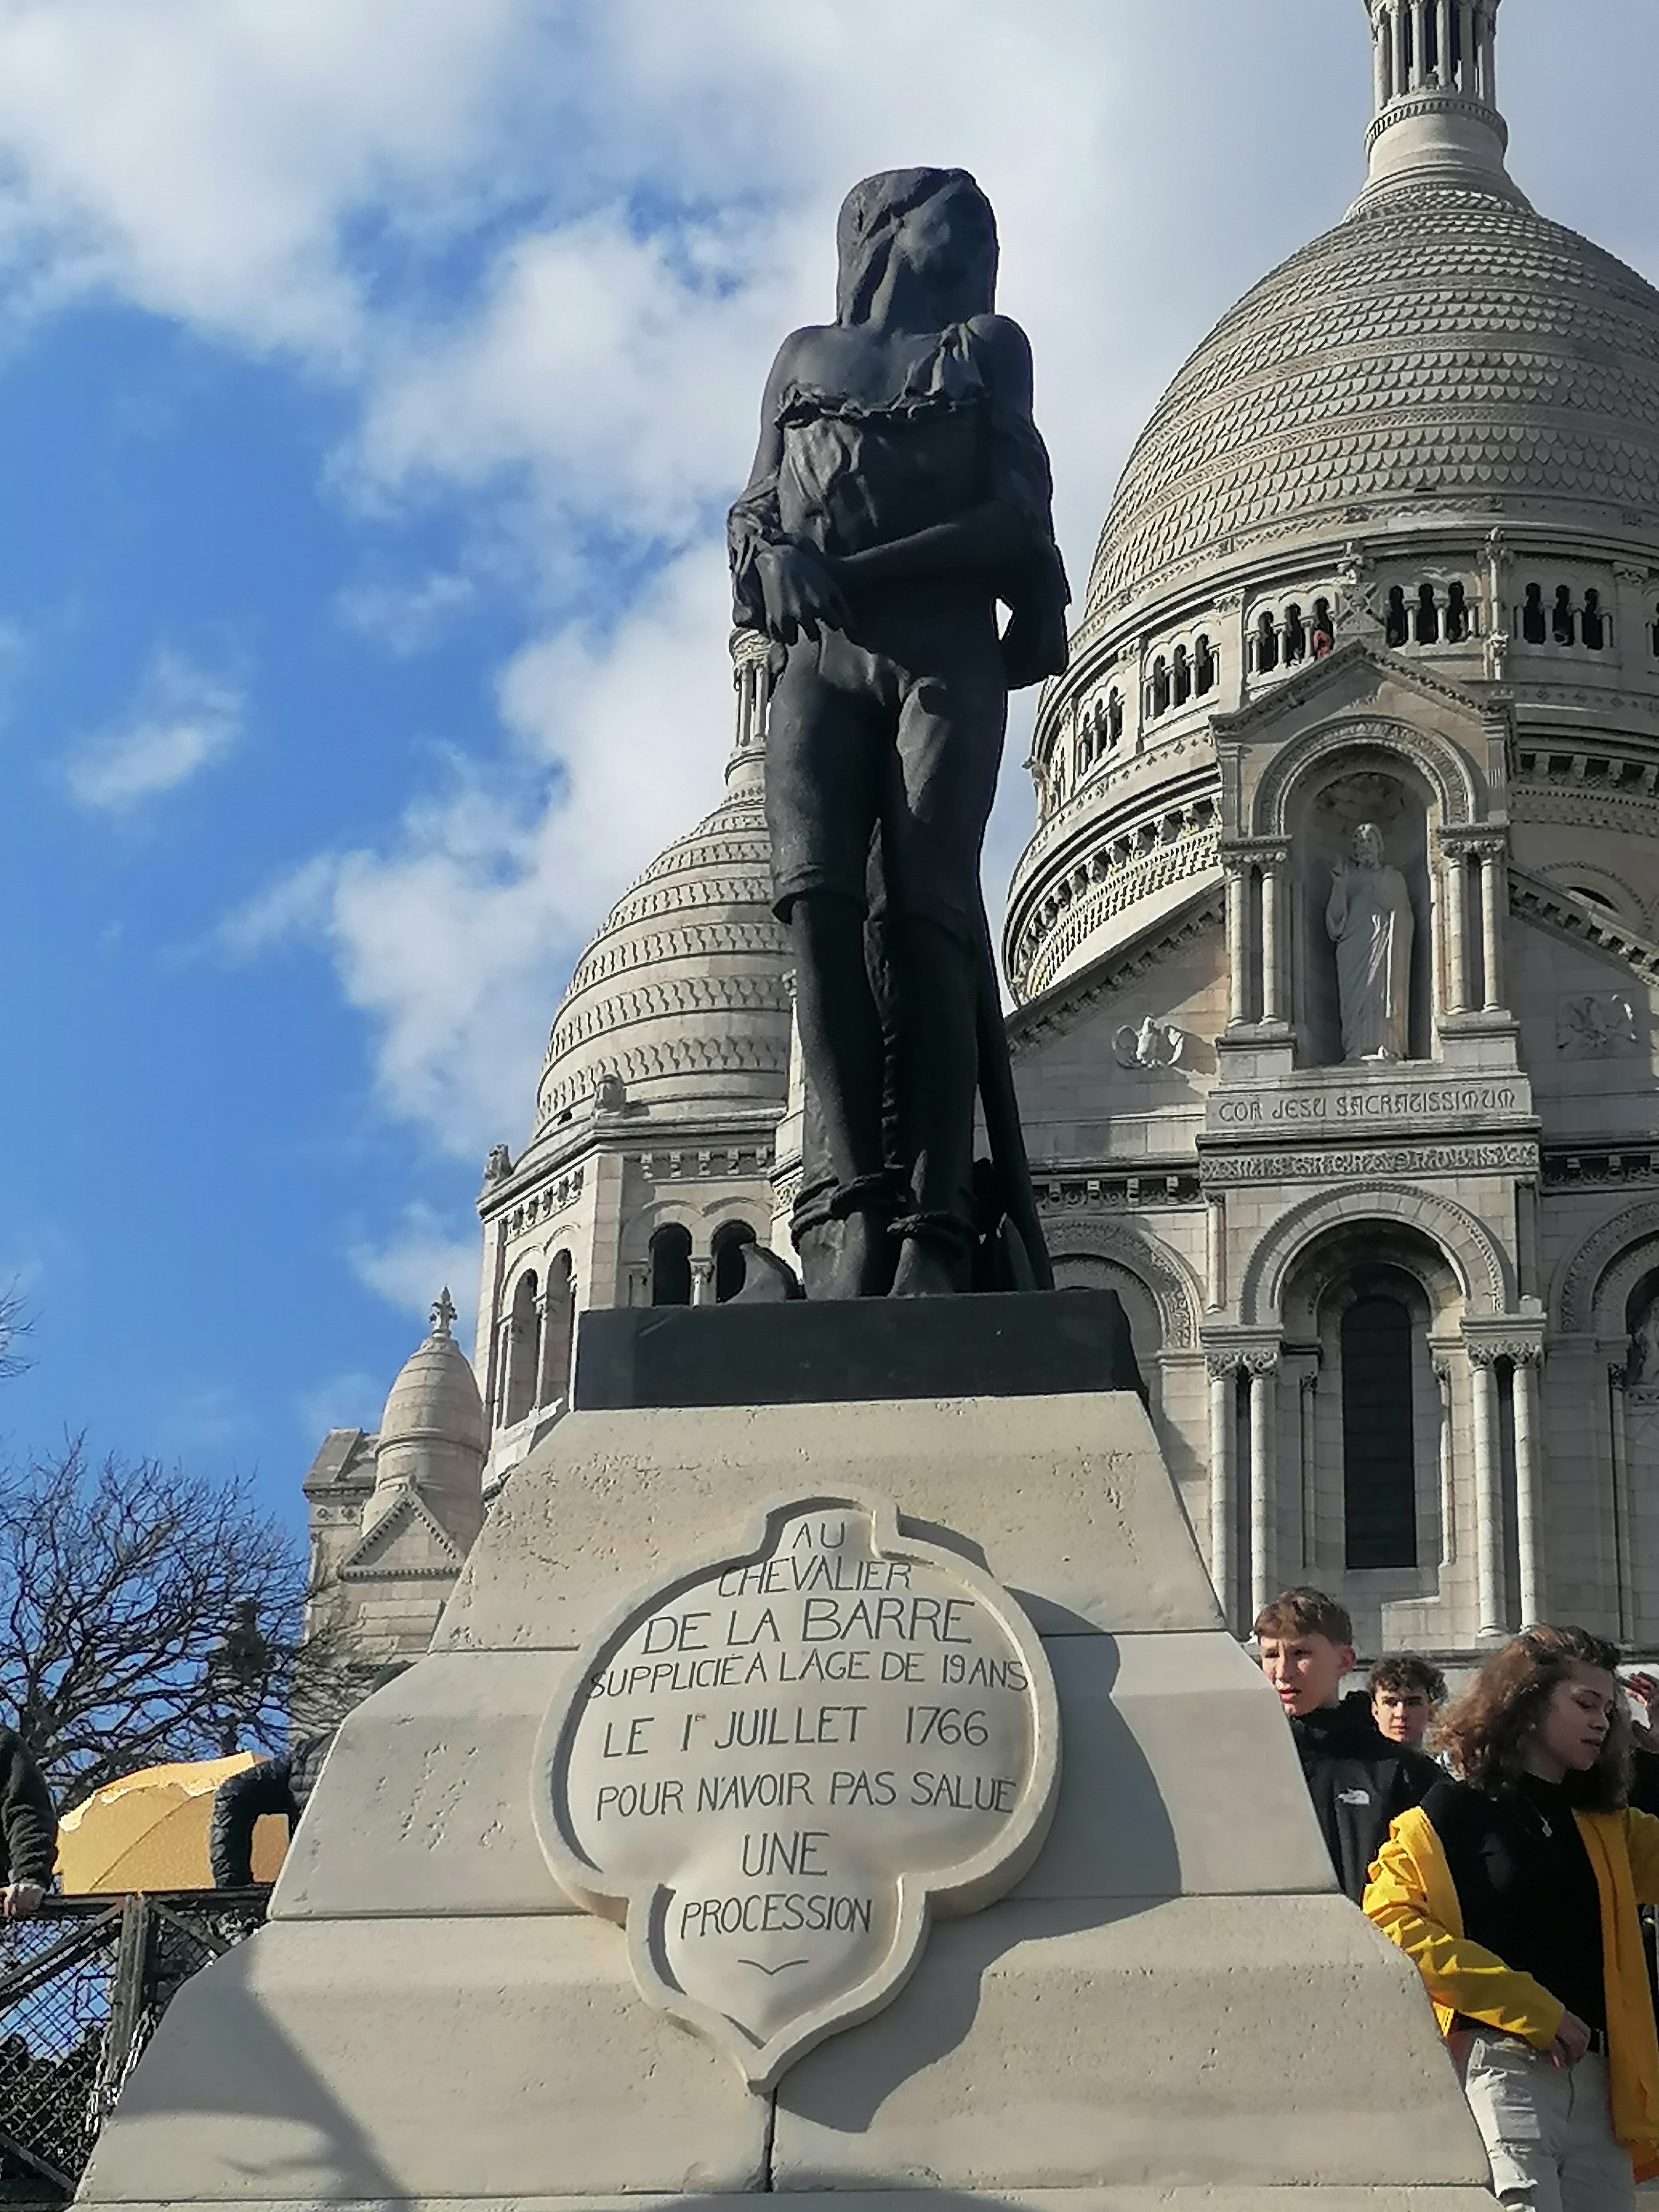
[534,781,791,1129]
[1088,182,1659,614]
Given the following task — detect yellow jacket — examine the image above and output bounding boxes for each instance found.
[1366,1802,1659,2174]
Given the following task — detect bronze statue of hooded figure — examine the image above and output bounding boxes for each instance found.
[729,166,1068,1298]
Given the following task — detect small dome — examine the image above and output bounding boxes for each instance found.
[1088,180,1659,617]
[377,1290,486,1459]
[365,1291,487,1552]
[534,708,791,1130]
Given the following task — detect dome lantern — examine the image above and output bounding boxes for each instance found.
[1360,0,1522,205]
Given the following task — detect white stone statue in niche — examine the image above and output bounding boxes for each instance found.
[1630,1297,1659,1395]
[1324,821,1414,1062]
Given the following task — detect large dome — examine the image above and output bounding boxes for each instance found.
[534,726,790,1130]
[1087,180,1659,620]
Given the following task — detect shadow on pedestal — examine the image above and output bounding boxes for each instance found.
[571,1290,1146,1413]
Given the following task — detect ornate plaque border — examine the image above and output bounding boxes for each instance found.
[529,1488,1061,2090]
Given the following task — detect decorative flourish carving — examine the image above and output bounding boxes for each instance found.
[1240,1181,1510,1323]
[1203,1142,1538,1183]
[1556,1201,1659,1334]
[1557,993,1640,1059]
[1042,1217,1202,1350]
[483,1144,513,1185]
[1113,1016,1187,1070]
[1206,1350,1243,1381]
[1250,715,1476,837]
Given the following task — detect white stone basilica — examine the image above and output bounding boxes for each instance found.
[306,0,1659,1675]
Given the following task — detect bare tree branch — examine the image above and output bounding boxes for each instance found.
[0,1282,34,1381]
[0,1442,332,1809]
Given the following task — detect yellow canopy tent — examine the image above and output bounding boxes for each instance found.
[56,1753,289,1893]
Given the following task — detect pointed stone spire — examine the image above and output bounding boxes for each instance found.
[1357,0,1527,205]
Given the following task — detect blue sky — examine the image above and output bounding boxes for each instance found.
[0,0,1654,1537]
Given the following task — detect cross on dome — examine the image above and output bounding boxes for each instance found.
[430,1288,457,1339]
[1360,0,1522,205]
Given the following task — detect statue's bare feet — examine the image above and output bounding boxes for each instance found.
[823,1208,894,1299]
[889,1236,962,1298]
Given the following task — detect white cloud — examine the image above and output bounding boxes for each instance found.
[348,1205,479,1352]
[0,0,534,357]
[336,570,476,657]
[66,651,243,812]
[231,542,732,1149]
[295,1369,383,1442]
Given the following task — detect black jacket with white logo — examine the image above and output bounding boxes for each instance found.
[1291,1691,1440,1903]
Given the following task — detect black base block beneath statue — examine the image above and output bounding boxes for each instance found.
[571,1291,1145,1412]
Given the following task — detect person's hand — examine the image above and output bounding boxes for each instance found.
[2,1881,45,1921]
[1547,2010,1592,2067]
[1626,1672,1659,1749]
[753,543,849,646]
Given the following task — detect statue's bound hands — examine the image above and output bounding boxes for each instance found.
[753,542,849,646]
[1001,597,1070,691]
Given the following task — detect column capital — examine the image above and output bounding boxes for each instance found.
[1438,823,1508,856]
[1203,1329,1282,1378]
[1464,1321,1546,1368]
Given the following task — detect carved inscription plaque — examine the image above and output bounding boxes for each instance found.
[531,1492,1058,2088]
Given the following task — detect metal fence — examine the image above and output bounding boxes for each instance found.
[0,1890,269,2206]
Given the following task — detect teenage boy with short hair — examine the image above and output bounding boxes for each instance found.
[1369,1651,1448,1750]
[1255,1586,1440,1903]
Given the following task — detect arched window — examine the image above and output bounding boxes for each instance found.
[1445,582,1469,643]
[1342,1295,1417,1568]
[1151,656,1170,716]
[1553,585,1576,646]
[1193,637,1216,695]
[1108,687,1124,743]
[540,1252,574,1407]
[1582,589,1606,650]
[1521,583,1547,644]
[1283,604,1306,664]
[712,1220,757,1304]
[503,1271,541,1427]
[1385,586,1410,648]
[1415,583,1440,645]
[649,1224,693,1307]
[1255,610,1279,672]
[1311,599,1334,657]
[1172,645,1192,706]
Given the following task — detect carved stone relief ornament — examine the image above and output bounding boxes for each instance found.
[531,1493,1059,2090]
[1557,994,1640,1060]
[1113,1015,1187,1071]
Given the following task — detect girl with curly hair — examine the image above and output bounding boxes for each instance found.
[1365,1626,1659,2212]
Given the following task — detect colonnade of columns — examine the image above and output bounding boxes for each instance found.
[1204,1327,1546,1639]
[494,1262,576,1430]
[1222,843,1290,1032]
[1438,831,1507,1016]
[1373,0,1495,109]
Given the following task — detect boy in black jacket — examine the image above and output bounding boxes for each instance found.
[1255,1587,1440,1904]
[0,1726,58,1918]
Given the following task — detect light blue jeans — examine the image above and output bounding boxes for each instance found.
[1459,2033,1634,2212]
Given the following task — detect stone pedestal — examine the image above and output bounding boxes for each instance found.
[79,1350,1493,2212]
